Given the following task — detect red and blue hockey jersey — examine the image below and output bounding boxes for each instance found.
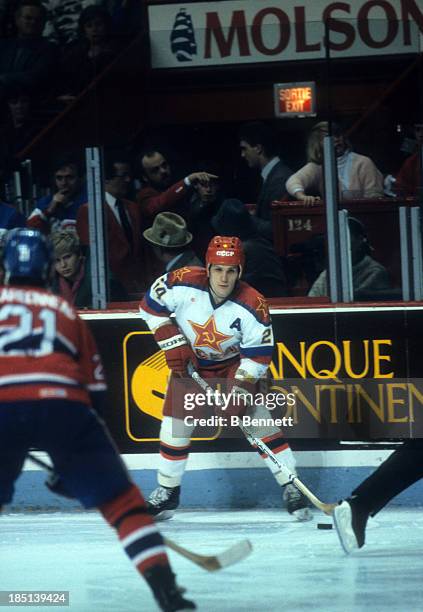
[0,285,106,404]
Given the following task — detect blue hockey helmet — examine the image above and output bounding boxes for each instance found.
[3,228,52,284]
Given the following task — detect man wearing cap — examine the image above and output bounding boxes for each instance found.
[139,235,311,522]
[143,212,202,273]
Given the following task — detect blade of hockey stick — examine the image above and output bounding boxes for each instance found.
[27,454,253,569]
[164,537,252,572]
[188,367,336,516]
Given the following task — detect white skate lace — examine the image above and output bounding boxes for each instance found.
[149,486,172,507]
[284,484,303,504]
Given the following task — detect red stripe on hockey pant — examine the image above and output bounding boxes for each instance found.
[159,442,190,460]
[99,484,169,573]
[262,433,286,444]
[160,441,190,453]
[160,450,189,461]
[99,484,148,526]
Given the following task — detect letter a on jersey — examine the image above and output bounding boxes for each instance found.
[230,318,241,331]
[189,315,232,352]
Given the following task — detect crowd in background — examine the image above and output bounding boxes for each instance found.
[0,113,420,307]
[0,0,141,174]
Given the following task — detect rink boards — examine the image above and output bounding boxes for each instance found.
[15,447,423,510]
[82,303,423,450]
[11,304,423,510]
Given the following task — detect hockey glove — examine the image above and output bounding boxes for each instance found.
[28,454,75,499]
[226,370,258,413]
[154,323,197,376]
[230,384,253,407]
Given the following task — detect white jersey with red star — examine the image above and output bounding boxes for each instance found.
[0,285,106,404]
[139,267,274,380]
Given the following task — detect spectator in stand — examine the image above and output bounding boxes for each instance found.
[57,5,123,104]
[143,212,202,274]
[51,230,127,308]
[308,216,391,298]
[77,152,145,294]
[136,148,217,225]
[238,121,292,242]
[286,121,384,205]
[42,0,93,45]
[27,158,86,234]
[187,161,224,261]
[211,198,287,298]
[42,1,141,45]
[0,86,43,171]
[395,123,423,197]
[0,0,58,103]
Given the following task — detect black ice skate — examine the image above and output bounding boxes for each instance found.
[144,565,196,612]
[333,497,369,554]
[283,484,312,521]
[147,485,180,521]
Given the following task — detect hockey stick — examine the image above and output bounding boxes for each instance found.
[164,537,252,572]
[27,453,252,571]
[187,369,336,516]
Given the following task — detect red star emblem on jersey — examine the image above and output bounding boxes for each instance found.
[188,315,232,352]
[172,267,191,282]
[256,296,269,320]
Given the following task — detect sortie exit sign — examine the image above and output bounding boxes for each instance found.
[274,82,316,118]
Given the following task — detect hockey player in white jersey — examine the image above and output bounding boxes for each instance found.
[139,235,311,521]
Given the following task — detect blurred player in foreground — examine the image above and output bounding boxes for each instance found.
[139,235,311,521]
[0,229,195,612]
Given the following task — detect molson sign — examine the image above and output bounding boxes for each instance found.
[148,0,423,68]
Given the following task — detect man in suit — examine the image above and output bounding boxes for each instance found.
[143,211,202,273]
[136,148,217,224]
[76,154,145,294]
[239,121,292,241]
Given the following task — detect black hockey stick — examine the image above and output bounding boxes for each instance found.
[187,368,336,515]
[27,453,252,571]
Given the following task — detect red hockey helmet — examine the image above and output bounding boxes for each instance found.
[205,236,245,275]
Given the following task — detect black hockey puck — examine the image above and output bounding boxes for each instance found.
[317,523,333,530]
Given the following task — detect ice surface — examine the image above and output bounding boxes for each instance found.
[1,508,423,612]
